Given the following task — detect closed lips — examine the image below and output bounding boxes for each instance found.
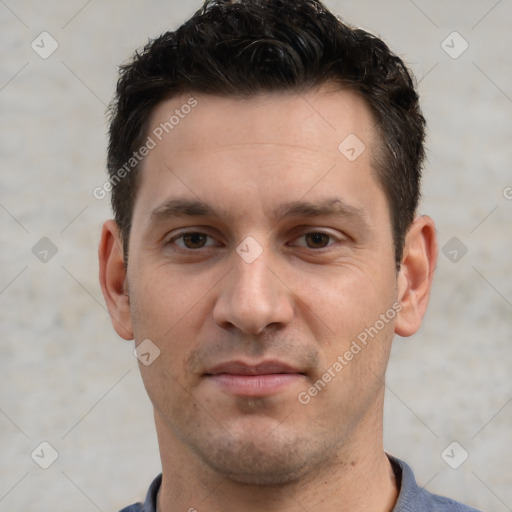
[205,360,305,376]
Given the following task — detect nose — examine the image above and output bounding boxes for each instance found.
[213,248,294,335]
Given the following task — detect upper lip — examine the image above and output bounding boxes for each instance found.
[205,360,304,376]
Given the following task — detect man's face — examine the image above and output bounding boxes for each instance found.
[122,87,401,484]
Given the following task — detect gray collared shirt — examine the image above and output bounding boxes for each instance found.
[119,456,481,512]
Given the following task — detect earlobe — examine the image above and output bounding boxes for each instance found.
[395,215,438,337]
[98,220,134,340]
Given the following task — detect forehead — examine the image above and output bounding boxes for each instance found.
[147,85,376,157]
[133,85,384,224]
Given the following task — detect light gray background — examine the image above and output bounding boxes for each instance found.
[1,1,511,511]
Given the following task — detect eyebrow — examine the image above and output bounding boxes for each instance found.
[275,198,367,222]
[148,197,369,226]
[150,199,220,221]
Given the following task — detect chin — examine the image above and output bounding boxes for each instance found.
[204,443,310,486]
[188,426,330,486]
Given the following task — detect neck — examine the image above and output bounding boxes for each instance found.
[155,411,398,512]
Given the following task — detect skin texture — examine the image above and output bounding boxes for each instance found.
[99,85,437,512]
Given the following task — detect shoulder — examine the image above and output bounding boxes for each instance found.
[118,473,162,512]
[118,505,144,512]
[423,493,482,511]
[390,456,482,512]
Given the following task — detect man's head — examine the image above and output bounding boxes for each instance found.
[99,0,437,495]
[107,0,425,268]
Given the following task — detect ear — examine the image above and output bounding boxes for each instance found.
[395,215,438,337]
[98,220,133,340]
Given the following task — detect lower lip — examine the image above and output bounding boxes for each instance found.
[207,374,304,397]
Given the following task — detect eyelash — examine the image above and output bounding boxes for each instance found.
[167,230,340,250]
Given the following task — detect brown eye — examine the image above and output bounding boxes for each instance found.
[167,230,222,252]
[181,233,208,249]
[304,233,331,248]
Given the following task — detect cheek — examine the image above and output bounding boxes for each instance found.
[128,265,218,379]
[296,264,397,343]
[130,265,199,332]
[128,272,208,418]
[128,272,193,377]
[296,263,398,401]
[304,314,395,428]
